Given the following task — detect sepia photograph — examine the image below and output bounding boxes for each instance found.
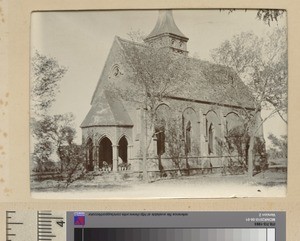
[30,9,287,198]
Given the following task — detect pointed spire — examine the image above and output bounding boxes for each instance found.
[145,10,188,41]
[144,10,189,55]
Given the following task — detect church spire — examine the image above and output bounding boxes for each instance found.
[144,10,189,55]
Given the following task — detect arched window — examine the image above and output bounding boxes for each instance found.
[86,138,94,171]
[155,104,170,156]
[185,121,192,154]
[208,123,214,154]
[182,108,197,155]
[156,125,165,156]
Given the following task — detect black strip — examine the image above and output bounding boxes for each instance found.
[74,228,83,241]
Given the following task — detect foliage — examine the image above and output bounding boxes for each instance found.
[57,144,86,187]
[267,134,287,159]
[31,113,77,172]
[223,9,286,26]
[219,125,267,174]
[31,51,83,184]
[211,28,287,123]
[210,27,287,176]
[164,116,186,173]
[256,10,286,26]
[31,51,67,114]
[32,139,55,171]
[225,125,249,159]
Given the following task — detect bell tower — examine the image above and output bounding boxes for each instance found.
[144,10,189,55]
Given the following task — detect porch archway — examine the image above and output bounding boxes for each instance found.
[98,137,113,170]
[118,136,128,164]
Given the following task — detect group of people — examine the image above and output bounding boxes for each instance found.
[100,157,131,172]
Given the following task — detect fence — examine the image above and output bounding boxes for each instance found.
[129,155,248,176]
[30,171,62,181]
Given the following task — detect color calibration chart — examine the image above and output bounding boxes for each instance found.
[4,211,285,241]
[67,212,285,241]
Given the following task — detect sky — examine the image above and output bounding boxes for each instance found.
[30,10,287,147]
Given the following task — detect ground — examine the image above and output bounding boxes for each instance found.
[31,170,286,199]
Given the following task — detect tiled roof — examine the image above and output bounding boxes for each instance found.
[117,37,255,109]
[81,90,133,128]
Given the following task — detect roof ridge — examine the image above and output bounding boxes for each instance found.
[116,36,147,48]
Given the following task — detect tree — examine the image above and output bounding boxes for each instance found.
[31,51,67,115]
[223,9,286,26]
[106,32,194,181]
[256,10,286,26]
[164,115,187,175]
[210,27,287,176]
[57,144,86,188]
[267,134,287,160]
[31,51,69,171]
[31,52,87,187]
[30,52,81,176]
[31,112,77,172]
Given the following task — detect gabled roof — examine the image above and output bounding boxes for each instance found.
[116,37,255,109]
[145,10,188,41]
[82,35,255,129]
[81,90,133,128]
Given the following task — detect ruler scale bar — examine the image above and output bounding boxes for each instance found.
[37,211,56,241]
[38,217,63,219]
[6,211,24,241]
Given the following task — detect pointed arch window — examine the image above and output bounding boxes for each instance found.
[156,126,165,156]
[208,123,214,154]
[155,104,170,156]
[185,121,192,154]
[86,138,94,171]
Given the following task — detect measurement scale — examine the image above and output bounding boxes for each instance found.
[4,210,66,241]
[2,211,285,241]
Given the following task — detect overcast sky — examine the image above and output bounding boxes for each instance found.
[31,10,287,146]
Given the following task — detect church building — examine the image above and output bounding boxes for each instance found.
[81,10,264,173]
